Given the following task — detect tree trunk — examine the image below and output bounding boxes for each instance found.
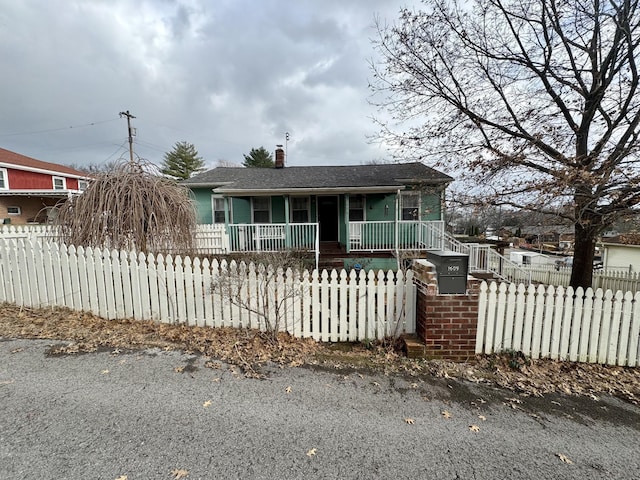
[570,221,597,289]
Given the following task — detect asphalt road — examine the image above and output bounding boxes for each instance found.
[1,338,639,480]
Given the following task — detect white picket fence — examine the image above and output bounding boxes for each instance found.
[0,224,229,254]
[503,263,640,293]
[0,239,416,341]
[477,281,640,367]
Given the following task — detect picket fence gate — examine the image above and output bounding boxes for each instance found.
[477,281,640,367]
[0,239,416,341]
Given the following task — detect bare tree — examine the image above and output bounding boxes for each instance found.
[371,0,640,288]
[54,160,197,254]
[211,251,311,342]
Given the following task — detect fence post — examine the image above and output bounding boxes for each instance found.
[412,259,480,361]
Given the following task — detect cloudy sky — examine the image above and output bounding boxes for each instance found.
[0,0,420,170]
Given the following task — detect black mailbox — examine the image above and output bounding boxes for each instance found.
[425,250,469,294]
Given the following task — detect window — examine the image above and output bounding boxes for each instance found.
[349,195,365,221]
[290,196,309,223]
[252,197,270,223]
[212,196,226,224]
[400,192,420,220]
[7,206,20,216]
[52,177,66,190]
[0,168,7,190]
[78,180,88,191]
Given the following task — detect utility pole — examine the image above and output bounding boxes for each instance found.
[119,110,136,163]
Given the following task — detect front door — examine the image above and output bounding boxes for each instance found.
[317,195,339,242]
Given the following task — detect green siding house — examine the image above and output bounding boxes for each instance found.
[183,148,453,268]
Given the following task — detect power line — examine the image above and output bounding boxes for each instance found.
[0,118,120,137]
[103,141,129,163]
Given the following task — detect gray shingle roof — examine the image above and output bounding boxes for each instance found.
[183,162,452,192]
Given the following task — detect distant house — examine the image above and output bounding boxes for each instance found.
[520,224,574,249]
[183,146,453,269]
[0,147,90,225]
[508,249,555,267]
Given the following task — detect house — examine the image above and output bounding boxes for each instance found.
[183,146,453,269]
[0,147,90,225]
[600,235,640,272]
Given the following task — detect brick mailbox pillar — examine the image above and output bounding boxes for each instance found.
[413,259,481,361]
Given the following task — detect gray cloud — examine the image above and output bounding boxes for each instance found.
[0,0,420,168]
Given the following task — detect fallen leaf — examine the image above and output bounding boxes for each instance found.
[203,400,212,408]
[285,386,292,393]
[441,410,452,419]
[469,425,480,432]
[556,453,573,464]
[171,468,189,479]
[478,415,486,421]
[306,448,317,457]
[404,418,415,424]
[101,369,109,375]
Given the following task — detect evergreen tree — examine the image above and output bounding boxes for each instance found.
[161,141,205,180]
[242,146,274,168]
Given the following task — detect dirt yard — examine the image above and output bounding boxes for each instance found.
[1,303,638,404]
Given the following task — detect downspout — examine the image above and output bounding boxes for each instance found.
[441,187,447,250]
[395,189,400,269]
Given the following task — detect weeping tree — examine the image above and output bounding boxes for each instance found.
[371,0,640,288]
[54,160,197,254]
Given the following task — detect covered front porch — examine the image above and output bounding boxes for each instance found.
[220,219,447,269]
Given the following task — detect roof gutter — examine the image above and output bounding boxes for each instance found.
[212,185,408,195]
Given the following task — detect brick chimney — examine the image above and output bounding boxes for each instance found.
[275,145,285,169]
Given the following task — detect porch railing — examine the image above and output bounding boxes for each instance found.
[348,220,445,252]
[348,220,530,283]
[228,223,319,255]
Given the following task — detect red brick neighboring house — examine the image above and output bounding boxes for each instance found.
[0,147,90,225]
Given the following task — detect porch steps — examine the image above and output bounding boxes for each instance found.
[401,334,426,359]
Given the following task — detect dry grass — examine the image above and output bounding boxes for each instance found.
[0,303,638,403]
[53,160,197,255]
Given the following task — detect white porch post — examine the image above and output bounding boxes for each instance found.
[284,195,291,249]
[223,195,231,252]
[345,193,350,253]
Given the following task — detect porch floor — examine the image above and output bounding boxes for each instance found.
[318,241,396,271]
